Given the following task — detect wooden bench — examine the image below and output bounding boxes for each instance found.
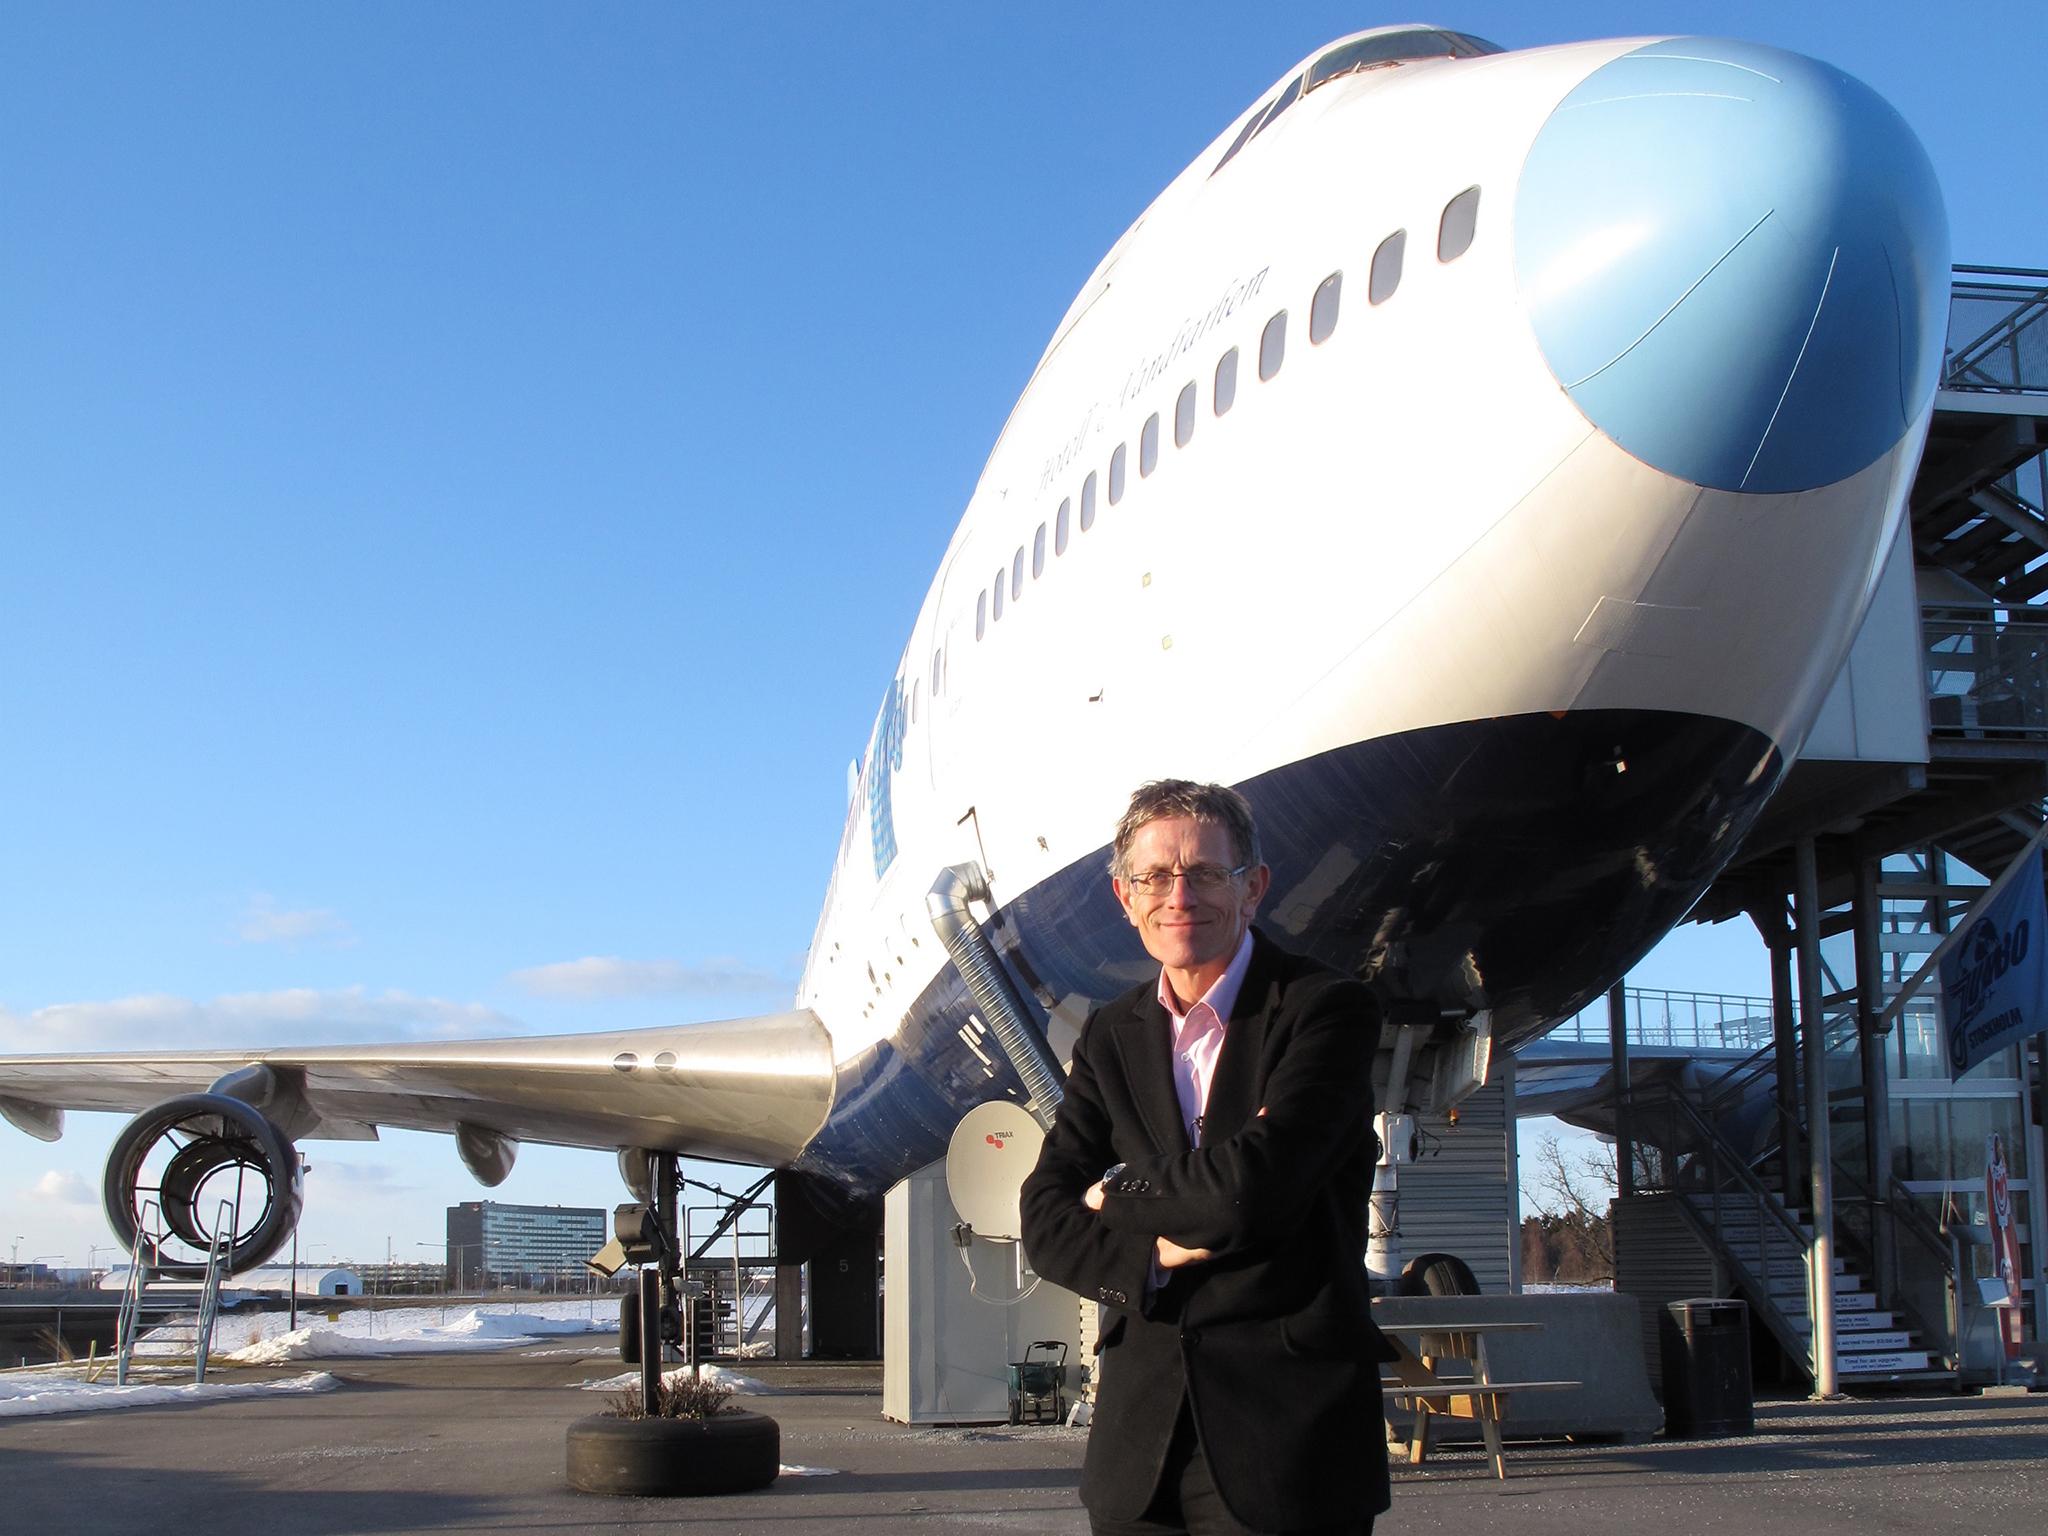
[1381,1377,1581,1479]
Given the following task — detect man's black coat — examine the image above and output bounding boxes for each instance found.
[1020,929,1393,1530]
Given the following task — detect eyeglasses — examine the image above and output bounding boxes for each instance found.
[1122,863,1248,896]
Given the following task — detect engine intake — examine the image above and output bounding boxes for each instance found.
[102,1093,303,1278]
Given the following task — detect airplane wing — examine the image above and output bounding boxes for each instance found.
[0,1010,837,1171]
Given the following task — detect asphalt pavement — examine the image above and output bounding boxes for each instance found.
[4,1352,2046,1534]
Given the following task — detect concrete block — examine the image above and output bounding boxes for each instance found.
[1375,1291,1664,1442]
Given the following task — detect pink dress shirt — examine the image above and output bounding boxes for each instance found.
[1156,930,1255,1148]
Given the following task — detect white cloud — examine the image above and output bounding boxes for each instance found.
[236,894,354,946]
[509,955,790,1000]
[309,1159,419,1197]
[29,1169,94,1206]
[0,988,527,1052]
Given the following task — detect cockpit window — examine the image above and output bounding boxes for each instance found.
[1304,29,1501,94]
[1211,73,1303,176]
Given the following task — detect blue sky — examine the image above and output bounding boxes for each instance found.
[5,2,2045,1268]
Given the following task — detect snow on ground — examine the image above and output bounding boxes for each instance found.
[581,1362,770,1394]
[516,1343,623,1359]
[113,1298,616,1364]
[217,1301,617,1364]
[779,1464,839,1476]
[0,1371,338,1419]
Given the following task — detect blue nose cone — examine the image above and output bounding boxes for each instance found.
[1516,39,1949,494]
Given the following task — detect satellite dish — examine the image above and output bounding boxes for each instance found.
[946,1100,1044,1243]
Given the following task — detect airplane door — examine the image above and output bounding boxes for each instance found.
[926,524,982,792]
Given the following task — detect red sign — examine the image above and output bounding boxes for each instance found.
[1987,1133,2024,1359]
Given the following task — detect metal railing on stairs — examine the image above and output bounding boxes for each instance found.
[1828,1156,1963,1374]
[113,1197,238,1386]
[1945,266,2048,396]
[113,1202,162,1387]
[1627,1088,1820,1375]
[1628,1078,1964,1386]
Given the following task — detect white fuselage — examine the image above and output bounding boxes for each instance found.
[793,33,1930,1099]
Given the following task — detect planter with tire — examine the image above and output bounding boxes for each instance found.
[566,1405,780,1496]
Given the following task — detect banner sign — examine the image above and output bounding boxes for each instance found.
[1986,1133,2025,1359]
[1942,850,2048,1077]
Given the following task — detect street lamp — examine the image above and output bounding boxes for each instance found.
[418,1241,477,1294]
[21,1255,64,1290]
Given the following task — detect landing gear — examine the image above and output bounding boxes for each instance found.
[606,1150,683,1411]
[570,1150,784,1498]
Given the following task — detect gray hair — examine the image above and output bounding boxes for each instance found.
[1109,779,1262,878]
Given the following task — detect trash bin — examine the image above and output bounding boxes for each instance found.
[1659,1298,1753,1438]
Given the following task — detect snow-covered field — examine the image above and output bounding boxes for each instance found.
[210,1299,617,1364]
[4,1300,791,1418]
[0,1371,339,1419]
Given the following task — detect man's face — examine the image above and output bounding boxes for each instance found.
[1113,815,1270,978]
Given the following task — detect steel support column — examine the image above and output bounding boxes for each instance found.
[1608,981,1633,1199]
[2030,1037,2048,1347]
[775,1264,804,1361]
[1769,928,1804,1206]
[1851,857,1898,1305]
[1794,837,1840,1396]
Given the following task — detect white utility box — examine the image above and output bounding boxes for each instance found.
[881,1159,1081,1423]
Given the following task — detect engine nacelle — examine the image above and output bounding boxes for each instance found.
[103,1093,304,1278]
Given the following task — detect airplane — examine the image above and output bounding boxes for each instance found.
[0,24,1948,1328]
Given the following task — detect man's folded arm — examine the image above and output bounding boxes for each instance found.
[1092,977,1380,1254]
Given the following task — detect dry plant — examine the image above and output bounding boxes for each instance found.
[605,1371,734,1420]
[32,1327,75,1365]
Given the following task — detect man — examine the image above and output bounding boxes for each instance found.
[1021,779,1391,1536]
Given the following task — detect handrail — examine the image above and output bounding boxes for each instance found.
[114,1201,163,1387]
[1647,1089,1812,1249]
[1827,1154,1962,1368]
[1695,1006,1859,1122]
[193,1198,237,1383]
[1542,986,1781,1051]
[1945,267,2048,395]
[1629,1086,1826,1378]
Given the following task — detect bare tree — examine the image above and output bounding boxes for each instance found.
[1522,1133,1617,1284]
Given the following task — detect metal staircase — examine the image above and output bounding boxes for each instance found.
[113,1199,237,1385]
[1627,1085,1960,1389]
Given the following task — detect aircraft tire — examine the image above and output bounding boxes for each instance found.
[1397,1251,1481,1297]
[565,1409,780,1497]
[619,1293,639,1364]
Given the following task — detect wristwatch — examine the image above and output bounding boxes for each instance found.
[1100,1162,1126,1187]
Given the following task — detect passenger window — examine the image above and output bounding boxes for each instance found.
[910,679,919,724]
[992,571,1005,621]
[1032,523,1047,578]
[1259,311,1287,381]
[1081,471,1098,531]
[976,592,987,639]
[931,649,942,693]
[1056,497,1071,554]
[1011,548,1025,600]
[1215,348,1238,415]
[1140,414,1160,476]
[1439,187,1480,261]
[1370,230,1405,304]
[1109,443,1127,505]
[1175,382,1196,447]
[1310,271,1342,343]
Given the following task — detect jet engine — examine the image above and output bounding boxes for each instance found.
[102,1093,304,1278]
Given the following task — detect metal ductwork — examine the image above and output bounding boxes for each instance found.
[927,862,1066,1130]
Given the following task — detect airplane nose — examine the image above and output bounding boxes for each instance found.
[1515,38,1949,494]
